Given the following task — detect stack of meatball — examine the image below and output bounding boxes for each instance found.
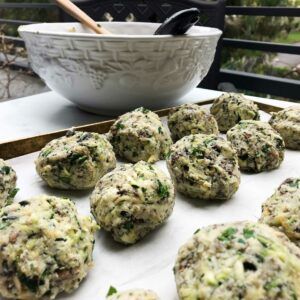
[0,93,300,300]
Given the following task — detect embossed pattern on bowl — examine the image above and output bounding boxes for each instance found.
[19,22,222,115]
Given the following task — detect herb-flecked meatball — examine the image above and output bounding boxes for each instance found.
[227,120,285,173]
[269,106,300,150]
[108,107,172,163]
[166,134,240,200]
[90,161,175,244]
[106,289,160,300]
[0,159,17,208]
[168,103,219,142]
[35,131,116,190]
[174,221,300,300]
[260,178,300,246]
[210,93,260,132]
[0,195,98,299]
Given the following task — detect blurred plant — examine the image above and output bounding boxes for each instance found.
[0,0,59,36]
[222,0,300,84]
[225,0,300,41]
[0,25,29,99]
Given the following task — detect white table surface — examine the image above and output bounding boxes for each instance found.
[0,88,294,143]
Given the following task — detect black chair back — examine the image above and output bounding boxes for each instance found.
[61,0,225,89]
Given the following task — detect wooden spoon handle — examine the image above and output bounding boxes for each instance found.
[55,0,111,34]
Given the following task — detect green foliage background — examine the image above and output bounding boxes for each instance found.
[223,0,300,86]
[0,0,59,36]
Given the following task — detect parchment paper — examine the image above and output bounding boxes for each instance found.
[4,110,300,300]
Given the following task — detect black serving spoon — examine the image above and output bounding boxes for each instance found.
[154,8,201,35]
[56,0,200,36]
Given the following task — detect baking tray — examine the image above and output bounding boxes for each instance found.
[0,99,293,300]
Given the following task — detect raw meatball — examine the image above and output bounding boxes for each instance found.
[0,159,17,208]
[90,161,175,244]
[107,289,160,300]
[0,195,97,299]
[168,103,218,142]
[269,106,300,150]
[36,131,116,190]
[166,134,240,200]
[260,178,300,246]
[174,221,300,300]
[210,93,260,132]
[0,158,18,209]
[108,107,172,163]
[227,120,285,173]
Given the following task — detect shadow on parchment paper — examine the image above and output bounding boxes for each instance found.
[38,183,93,200]
[97,221,170,253]
[179,192,234,208]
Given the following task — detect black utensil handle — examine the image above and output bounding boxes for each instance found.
[154,8,201,36]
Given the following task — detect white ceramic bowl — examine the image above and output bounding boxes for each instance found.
[19,22,222,115]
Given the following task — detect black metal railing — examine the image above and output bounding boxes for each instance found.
[221,6,300,101]
[0,2,299,100]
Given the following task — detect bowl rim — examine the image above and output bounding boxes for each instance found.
[18,21,222,39]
